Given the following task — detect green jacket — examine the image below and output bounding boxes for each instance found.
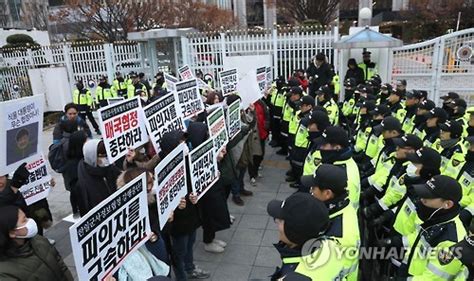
[0,235,73,281]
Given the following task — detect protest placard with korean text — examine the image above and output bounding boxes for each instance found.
[164,73,178,93]
[256,66,267,94]
[178,65,194,81]
[207,107,228,153]
[19,153,52,205]
[98,97,148,163]
[155,143,188,230]
[69,173,151,281]
[219,68,238,96]
[188,138,219,201]
[0,95,43,175]
[175,79,205,120]
[227,99,241,140]
[143,93,186,153]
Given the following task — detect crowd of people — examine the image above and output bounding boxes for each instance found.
[1,49,474,281]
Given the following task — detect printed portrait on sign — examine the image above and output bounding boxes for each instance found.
[6,122,38,165]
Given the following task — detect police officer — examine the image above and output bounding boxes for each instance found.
[289,95,315,189]
[412,99,436,137]
[353,100,377,164]
[387,86,406,123]
[269,77,286,147]
[316,85,339,125]
[127,73,147,100]
[377,83,393,105]
[363,134,423,223]
[317,126,360,209]
[267,192,344,280]
[358,51,377,81]
[421,107,449,147]
[302,110,330,179]
[440,92,460,117]
[435,120,466,169]
[302,164,360,280]
[95,75,116,108]
[395,79,407,97]
[341,78,357,126]
[396,175,466,280]
[279,85,303,156]
[402,90,422,134]
[451,220,474,279]
[448,98,468,129]
[112,72,128,98]
[72,80,100,135]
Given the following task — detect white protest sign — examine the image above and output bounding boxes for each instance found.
[236,69,261,108]
[70,173,151,281]
[0,95,43,175]
[188,137,219,201]
[164,73,178,93]
[178,65,194,81]
[219,68,238,96]
[207,107,228,153]
[197,78,212,91]
[19,154,52,206]
[106,97,124,105]
[175,79,205,120]
[155,143,188,230]
[266,66,273,89]
[256,66,267,94]
[143,93,186,153]
[227,99,241,140]
[98,97,148,163]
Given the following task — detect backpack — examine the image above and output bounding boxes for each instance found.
[48,137,68,173]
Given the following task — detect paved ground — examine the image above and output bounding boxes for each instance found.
[41,126,293,281]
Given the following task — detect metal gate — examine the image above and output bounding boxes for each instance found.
[181,26,339,86]
[0,41,152,101]
[392,28,474,105]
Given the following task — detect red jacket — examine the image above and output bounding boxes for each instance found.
[254,100,269,140]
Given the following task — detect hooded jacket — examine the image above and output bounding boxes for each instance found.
[77,139,121,215]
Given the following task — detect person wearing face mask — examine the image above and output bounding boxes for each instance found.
[434,120,466,171]
[352,85,375,129]
[278,84,303,157]
[267,193,344,280]
[361,105,392,168]
[269,76,287,148]
[448,98,468,129]
[386,85,406,123]
[451,220,474,280]
[358,51,377,81]
[152,71,165,90]
[289,96,315,189]
[389,147,442,238]
[422,107,449,147]
[316,85,339,125]
[394,175,466,280]
[411,99,435,138]
[444,136,474,228]
[72,80,101,135]
[112,72,128,98]
[367,74,382,96]
[77,139,122,215]
[306,53,333,98]
[353,100,376,162]
[316,126,360,209]
[344,58,364,86]
[302,110,330,179]
[363,134,423,225]
[95,75,116,108]
[401,90,422,134]
[440,91,460,117]
[377,83,393,106]
[341,78,357,125]
[0,205,73,280]
[302,164,360,281]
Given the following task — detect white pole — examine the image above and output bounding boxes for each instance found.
[456,12,461,31]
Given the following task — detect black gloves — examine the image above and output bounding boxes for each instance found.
[10,163,30,188]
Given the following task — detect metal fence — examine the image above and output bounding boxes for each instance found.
[181,26,339,86]
[0,41,151,101]
[392,28,474,105]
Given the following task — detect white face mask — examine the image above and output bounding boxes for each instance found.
[98,157,110,167]
[15,218,38,239]
[406,163,418,177]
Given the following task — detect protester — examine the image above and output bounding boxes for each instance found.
[62,130,88,218]
[76,139,121,215]
[306,53,333,97]
[52,103,92,143]
[0,205,73,280]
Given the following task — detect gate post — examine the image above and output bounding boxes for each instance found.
[219,31,226,69]
[272,26,278,78]
[62,44,75,95]
[180,36,190,67]
[432,38,444,104]
[104,43,115,84]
